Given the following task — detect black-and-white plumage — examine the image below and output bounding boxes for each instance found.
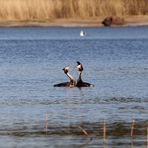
[75,61,94,87]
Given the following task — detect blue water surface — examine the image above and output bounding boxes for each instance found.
[0,26,147,147]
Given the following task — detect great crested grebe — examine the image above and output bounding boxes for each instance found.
[75,61,94,87]
[53,64,76,87]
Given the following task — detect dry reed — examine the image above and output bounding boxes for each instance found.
[103,120,106,143]
[78,126,88,136]
[147,126,148,148]
[45,112,48,135]
[0,0,147,21]
[131,120,135,137]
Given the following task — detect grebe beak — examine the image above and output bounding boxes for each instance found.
[74,64,78,70]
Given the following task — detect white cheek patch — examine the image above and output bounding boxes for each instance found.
[77,65,81,69]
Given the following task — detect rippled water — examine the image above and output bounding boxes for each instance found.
[0,26,148,147]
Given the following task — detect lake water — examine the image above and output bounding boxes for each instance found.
[0,26,148,147]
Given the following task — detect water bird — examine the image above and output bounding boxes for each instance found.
[80,30,86,37]
[53,64,76,87]
[75,61,94,87]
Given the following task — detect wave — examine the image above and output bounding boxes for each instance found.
[0,97,147,105]
[0,120,147,137]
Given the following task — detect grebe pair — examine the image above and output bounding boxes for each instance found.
[54,61,94,87]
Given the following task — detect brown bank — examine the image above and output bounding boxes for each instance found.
[0,16,148,27]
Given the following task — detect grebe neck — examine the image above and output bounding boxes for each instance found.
[66,72,76,85]
[77,71,83,83]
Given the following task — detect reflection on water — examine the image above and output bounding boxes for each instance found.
[0,26,148,147]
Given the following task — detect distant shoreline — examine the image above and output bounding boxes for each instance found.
[0,16,148,27]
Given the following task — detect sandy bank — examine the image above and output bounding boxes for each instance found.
[0,16,148,27]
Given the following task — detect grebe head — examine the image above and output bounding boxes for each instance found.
[76,61,83,71]
[63,64,70,74]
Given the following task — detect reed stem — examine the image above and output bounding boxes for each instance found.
[103,120,106,143]
[146,126,148,148]
[131,120,135,137]
[45,112,48,135]
[78,126,88,136]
